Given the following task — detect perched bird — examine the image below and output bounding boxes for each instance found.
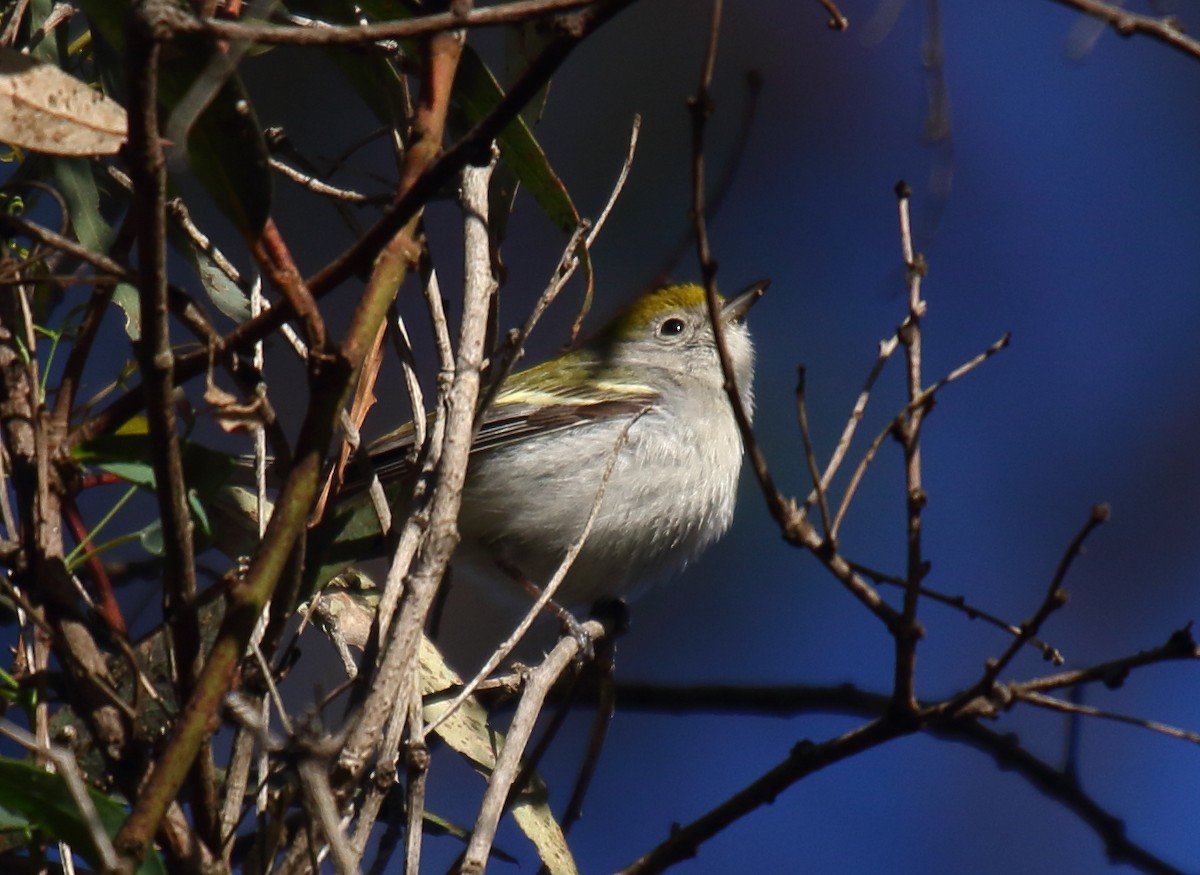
[314,280,764,611]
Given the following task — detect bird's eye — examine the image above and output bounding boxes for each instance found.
[659,317,686,337]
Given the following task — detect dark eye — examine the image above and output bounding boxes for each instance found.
[659,317,686,337]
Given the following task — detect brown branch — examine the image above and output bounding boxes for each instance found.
[118,0,220,859]
[945,503,1111,718]
[810,332,900,524]
[795,367,833,540]
[60,494,126,637]
[831,330,1009,536]
[611,665,1198,875]
[460,620,607,874]
[113,6,471,864]
[945,720,1190,875]
[66,0,638,453]
[1014,689,1200,746]
[251,217,326,353]
[1047,0,1200,62]
[853,560,1064,665]
[163,0,598,45]
[894,180,927,713]
[617,717,909,875]
[1011,624,1197,697]
[335,20,472,788]
[687,0,797,544]
[817,0,848,30]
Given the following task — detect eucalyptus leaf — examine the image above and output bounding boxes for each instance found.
[0,758,166,875]
[78,0,271,235]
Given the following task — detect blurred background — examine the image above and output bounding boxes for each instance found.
[18,0,1200,872]
[235,0,1200,872]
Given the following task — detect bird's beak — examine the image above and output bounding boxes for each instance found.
[722,278,769,322]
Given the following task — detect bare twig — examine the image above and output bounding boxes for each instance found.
[480,111,639,413]
[335,18,477,805]
[269,157,373,204]
[617,717,907,875]
[459,619,606,874]
[894,180,927,712]
[687,0,794,537]
[817,0,848,29]
[852,560,1064,665]
[1014,689,1200,745]
[164,0,596,45]
[0,719,122,874]
[1012,624,1197,696]
[297,744,361,875]
[808,333,900,521]
[795,367,832,538]
[945,504,1112,718]
[1048,0,1200,62]
[122,0,214,850]
[830,331,1009,536]
[66,0,637,454]
[947,720,1190,875]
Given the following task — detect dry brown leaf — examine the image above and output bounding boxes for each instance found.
[0,47,127,156]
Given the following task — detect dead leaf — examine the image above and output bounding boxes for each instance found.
[0,47,127,156]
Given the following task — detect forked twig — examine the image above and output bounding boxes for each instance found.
[945,504,1112,716]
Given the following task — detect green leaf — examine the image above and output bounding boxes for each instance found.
[284,0,409,130]
[111,280,142,340]
[184,236,252,324]
[0,757,166,875]
[139,518,164,555]
[74,433,237,499]
[291,0,579,235]
[455,46,579,235]
[78,0,271,235]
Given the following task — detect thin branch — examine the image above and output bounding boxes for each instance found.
[687,0,796,539]
[894,180,927,712]
[946,720,1190,875]
[0,719,121,874]
[853,560,1064,665]
[1014,689,1200,746]
[122,1,214,853]
[163,0,598,45]
[981,504,1109,692]
[831,330,1009,536]
[810,334,900,523]
[1047,0,1200,62]
[269,157,373,204]
[617,717,908,875]
[943,504,1112,720]
[297,745,361,875]
[459,619,606,875]
[479,113,639,437]
[817,0,848,30]
[795,367,832,538]
[1011,624,1197,697]
[335,18,475,786]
